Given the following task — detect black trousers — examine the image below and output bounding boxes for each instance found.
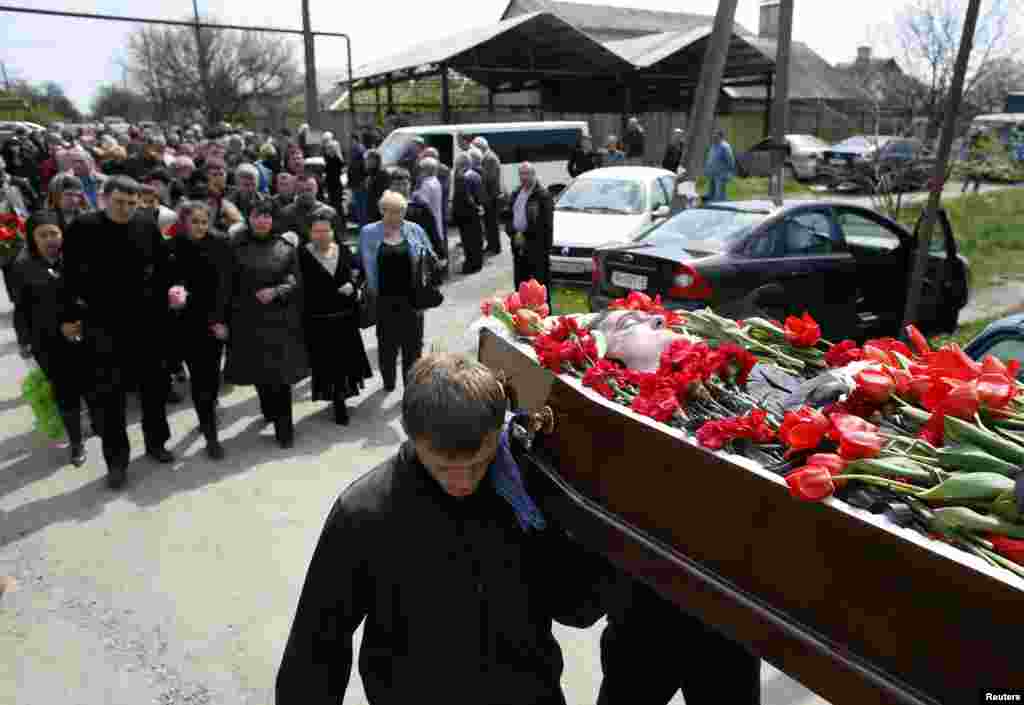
[255,383,293,441]
[597,578,761,705]
[375,295,424,388]
[457,213,484,273]
[484,196,501,254]
[182,331,224,439]
[512,246,553,308]
[90,328,171,470]
[34,342,96,448]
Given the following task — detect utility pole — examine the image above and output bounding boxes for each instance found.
[902,0,982,332]
[684,0,740,182]
[769,0,794,206]
[191,0,210,122]
[301,0,320,132]
[0,62,9,91]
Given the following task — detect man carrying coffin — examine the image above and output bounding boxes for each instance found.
[276,352,610,705]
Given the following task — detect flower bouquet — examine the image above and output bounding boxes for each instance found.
[22,367,65,441]
[0,213,26,268]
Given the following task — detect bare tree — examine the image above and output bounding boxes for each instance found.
[893,0,1020,136]
[91,84,152,123]
[125,18,302,125]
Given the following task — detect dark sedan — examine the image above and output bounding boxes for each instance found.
[590,201,969,341]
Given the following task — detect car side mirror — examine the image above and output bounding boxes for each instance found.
[652,205,670,218]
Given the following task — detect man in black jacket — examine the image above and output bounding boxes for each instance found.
[61,176,175,489]
[503,162,553,306]
[276,353,610,705]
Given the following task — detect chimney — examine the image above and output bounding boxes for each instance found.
[759,1,780,39]
[856,46,872,64]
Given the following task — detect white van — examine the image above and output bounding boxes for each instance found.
[377,121,589,195]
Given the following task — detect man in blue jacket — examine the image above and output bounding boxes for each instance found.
[704,129,736,203]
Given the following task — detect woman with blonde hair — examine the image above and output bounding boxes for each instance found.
[358,190,438,391]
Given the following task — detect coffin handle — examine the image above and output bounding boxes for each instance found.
[529,406,555,435]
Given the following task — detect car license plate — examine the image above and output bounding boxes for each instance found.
[611,271,647,290]
[552,260,587,274]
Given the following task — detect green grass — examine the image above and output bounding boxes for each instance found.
[898,189,1024,289]
[551,285,591,316]
[693,176,812,202]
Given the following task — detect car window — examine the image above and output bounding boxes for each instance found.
[556,178,645,214]
[650,178,670,210]
[835,209,902,253]
[979,338,1024,372]
[744,226,780,258]
[781,211,839,256]
[637,208,767,253]
[424,134,453,167]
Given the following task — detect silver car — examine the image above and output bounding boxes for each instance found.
[736,134,830,181]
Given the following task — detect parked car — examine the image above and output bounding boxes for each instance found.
[820,136,933,193]
[964,313,1024,379]
[549,166,676,281]
[590,200,969,341]
[736,134,830,181]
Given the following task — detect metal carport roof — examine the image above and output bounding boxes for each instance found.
[350,11,635,90]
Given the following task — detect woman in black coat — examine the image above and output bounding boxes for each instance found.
[166,201,233,459]
[298,206,371,425]
[224,200,310,448]
[12,210,95,467]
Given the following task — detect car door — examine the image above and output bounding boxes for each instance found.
[728,208,859,339]
[742,139,773,177]
[649,177,673,225]
[913,209,967,333]
[834,206,913,335]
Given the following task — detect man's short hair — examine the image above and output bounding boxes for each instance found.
[402,353,507,455]
[389,167,412,184]
[104,175,140,196]
[236,162,260,181]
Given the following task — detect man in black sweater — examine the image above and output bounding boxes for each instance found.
[276,353,610,705]
[61,176,175,489]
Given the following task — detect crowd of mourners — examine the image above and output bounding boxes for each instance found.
[0,119,556,490]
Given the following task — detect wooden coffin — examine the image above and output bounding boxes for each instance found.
[479,329,1024,705]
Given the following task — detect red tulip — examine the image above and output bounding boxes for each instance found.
[983,354,1022,381]
[943,379,981,419]
[513,309,543,336]
[805,453,847,476]
[863,337,914,366]
[519,279,547,308]
[825,339,862,367]
[977,372,1015,410]
[779,406,830,453]
[922,344,982,381]
[828,413,879,439]
[854,368,895,404]
[783,312,821,347]
[504,292,523,314]
[837,430,885,460]
[786,466,836,501]
[889,368,913,396]
[989,535,1024,567]
[905,324,931,357]
[536,303,550,319]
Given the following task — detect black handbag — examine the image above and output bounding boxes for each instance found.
[357,281,376,329]
[411,251,444,311]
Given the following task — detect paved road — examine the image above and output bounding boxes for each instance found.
[0,245,829,705]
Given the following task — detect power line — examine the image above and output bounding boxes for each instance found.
[0,4,356,125]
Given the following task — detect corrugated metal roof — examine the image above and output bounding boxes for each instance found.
[350,11,632,85]
[724,40,872,102]
[605,26,773,71]
[504,0,750,39]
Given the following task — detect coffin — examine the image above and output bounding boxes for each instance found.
[479,328,1024,705]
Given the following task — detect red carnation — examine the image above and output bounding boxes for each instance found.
[783,312,821,347]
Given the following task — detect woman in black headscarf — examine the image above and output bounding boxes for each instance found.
[12,211,96,467]
[224,200,309,448]
[298,206,372,425]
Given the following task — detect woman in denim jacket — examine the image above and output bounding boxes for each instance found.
[358,190,437,391]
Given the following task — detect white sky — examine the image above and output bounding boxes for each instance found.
[0,0,929,114]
